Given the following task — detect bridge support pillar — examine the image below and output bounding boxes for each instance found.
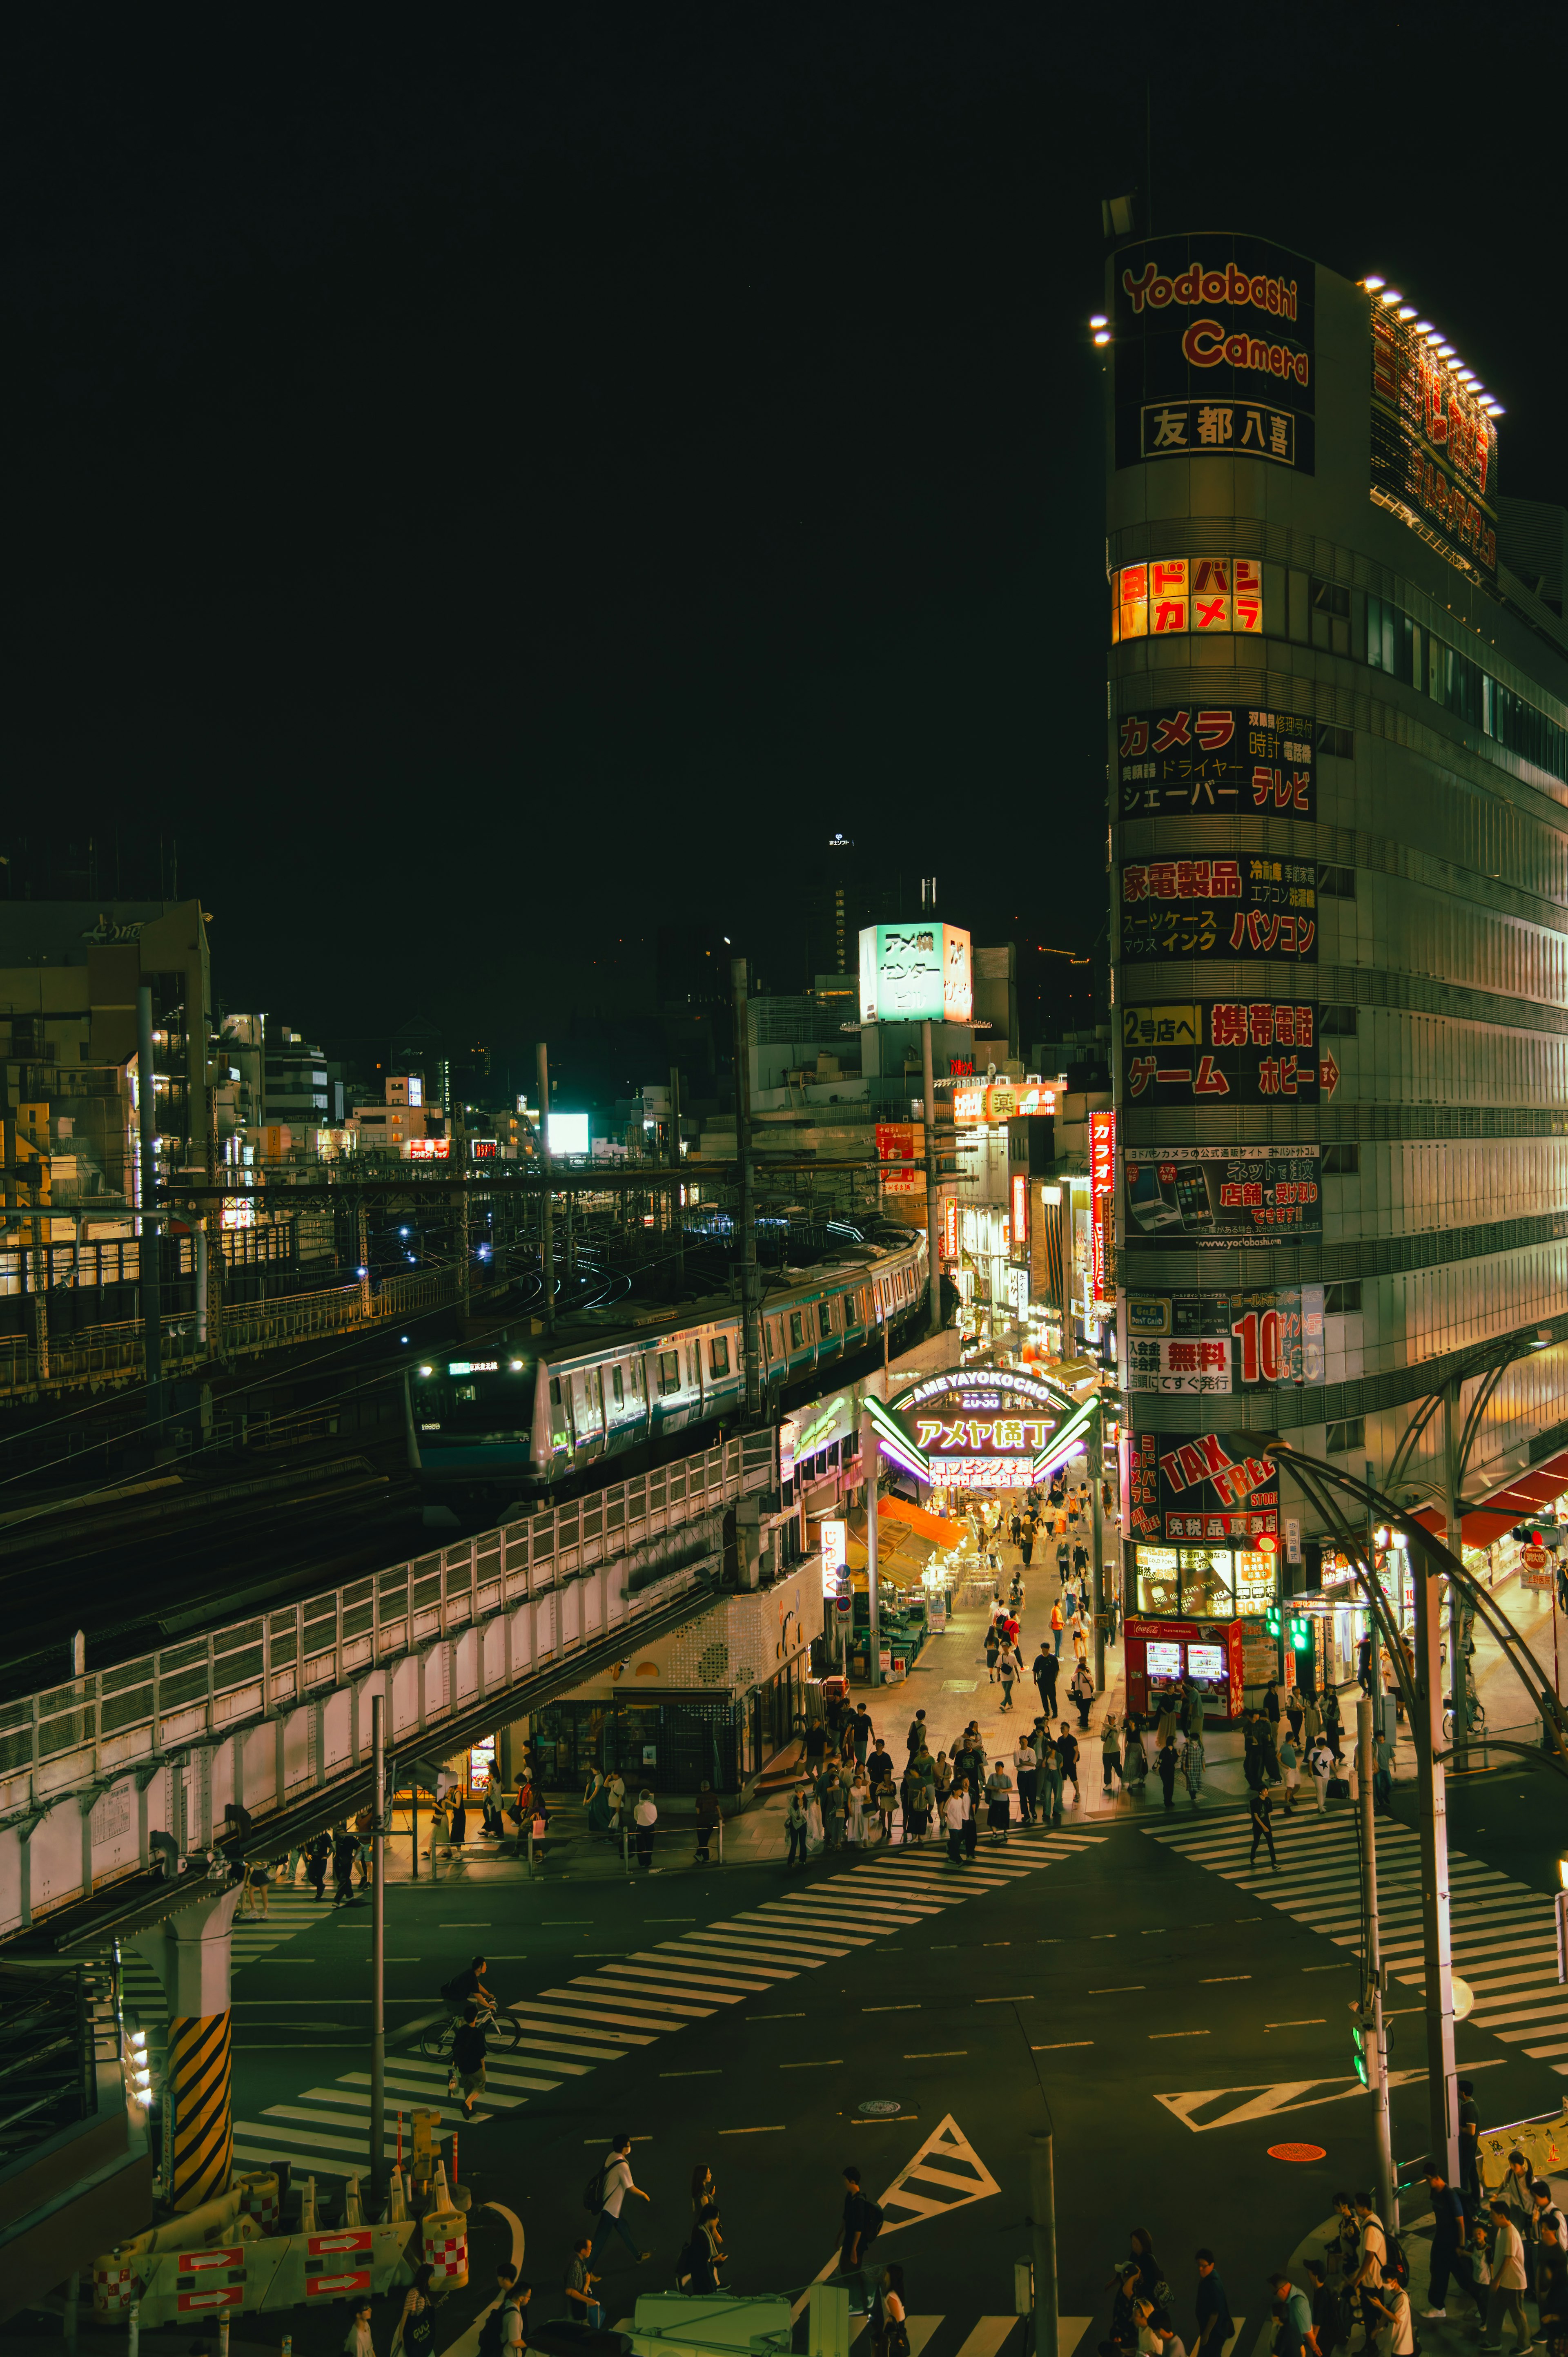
[134,1883,242,2210]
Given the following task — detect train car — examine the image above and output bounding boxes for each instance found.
[406,1229,929,1525]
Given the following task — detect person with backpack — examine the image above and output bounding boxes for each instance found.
[838,2163,884,2314]
[1350,2194,1397,2348]
[633,1789,657,1871]
[873,2263,909,2357]
[477,2265,528,2357]
[588,2132,652,2268]
[679,2201,723,2292]
[1421,2161,1480,2320]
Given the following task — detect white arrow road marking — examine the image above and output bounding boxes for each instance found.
[1156,2058,1504,2133]
[790,2114,1002,2319]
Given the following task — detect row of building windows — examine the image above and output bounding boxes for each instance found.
[1365,588,1568,787]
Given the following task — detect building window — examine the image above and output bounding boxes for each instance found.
[1323,1280,1363,1314]
[1311,577,1351,655]
[1327,1417,1365,1456]
[1318,723,1354,758]
[1316,865,1356,898]
[1319,1003,1359,1035]
[1323,1143,1360,1174]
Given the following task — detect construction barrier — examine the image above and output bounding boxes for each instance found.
[167,2009,234,2211]
[88,2220,417,2326]
[1479,2099,1568,2190]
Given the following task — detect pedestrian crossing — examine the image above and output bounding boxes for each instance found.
[113,1882,327,2052]
[232,1829,1107,2183]
[1145,1807,1568,2063]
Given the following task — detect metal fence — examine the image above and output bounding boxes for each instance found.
[0,1427,774,1936]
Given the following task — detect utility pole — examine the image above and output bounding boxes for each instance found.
[669,1064,685,1299]
[537,1044,555,1337]
[1027,2127,1059,2357]
[731,959,761,1420]
[370,1694,386,2209]
[1356,1695,1396,2227]
[137,984,162,1431]
[922,1020,942,1340]
[862,1405,882,1687]
[1444,1379,1470,1770]
[1090,1397,1107,1689]
[1412,1520,1461,2181]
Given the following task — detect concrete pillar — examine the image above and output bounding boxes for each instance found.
[135,1884,242,2210]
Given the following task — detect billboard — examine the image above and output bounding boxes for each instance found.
[885,1367,1069,1491]
[1117,704,1315,821]
[546,1112,590,1155]
[952,1081,1058,1123]
[1120,857,1317,962]
[1126,1427,1280,1542]
[1111,233,1315,475]
[1370,295,1497,577]
[1112,557,1264,644]
[858,923,973,1024]
[1123,1143,1321,1248]
[1124,1284,1326,1395]
[876,1121,923,1197]
[1121,1000,1339,1104]
[1089,1110,1115,1307]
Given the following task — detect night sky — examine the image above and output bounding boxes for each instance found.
[4,10,1565,1084]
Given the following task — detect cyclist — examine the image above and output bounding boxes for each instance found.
[441,1953,498,2025]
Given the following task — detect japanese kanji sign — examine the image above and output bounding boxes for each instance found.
[1121,1000,1335,1102]
[1126,1427,1280,1542]
[1124,1285,1325,1394]
[1370,298,1497,578]
[1120,859,1318,962]
[1089,1109,1115,1307]
[1111,233,1315,476]
[881,1366,1072,1493]
[1116,702,1315,819]
[1123,1144,1322,1248]
[1112,559,1266,643]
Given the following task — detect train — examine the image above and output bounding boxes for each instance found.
[405,1228,931,1524]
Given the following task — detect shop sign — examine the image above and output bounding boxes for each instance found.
[1123,1286,1325,1394]
[1112,556,1265,642]
[1120,858,1318,962]
[1126,1427,1278,1541]
[952,1081,1058,1123]
[1124,1144,1321,1247]
[1370,299,1497,577]
[878,1365,1075,1491]
[1122,1001,1335,1104]
[877,1121,922,1197]
[1118,703,1315,821]
[1111,234,1315,474]
[858,921,973,1023]
[942,1197,959,1261]
[1090,1110,1115,1307]
[821,1519,847,1598]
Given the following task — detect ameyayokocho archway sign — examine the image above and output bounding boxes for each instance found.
[866,1366,1089,1491]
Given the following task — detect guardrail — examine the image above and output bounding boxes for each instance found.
[0,1427,775,1940]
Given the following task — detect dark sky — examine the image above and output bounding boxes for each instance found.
[4,8,1566,1079]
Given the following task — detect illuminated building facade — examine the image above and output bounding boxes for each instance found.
[1105,233,1568,1674]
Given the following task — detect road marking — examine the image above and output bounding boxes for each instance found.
[975,1995,1032,2003]
[719,2124,786,2134]
[748,2014,806,2020]
[906,2051,969,2058]
[1089,1986,1145,1994]
[661,2071,722,2078]
[1154,2058,1505,2134]
[864,2005,920,2013]
[1032,2042,1093,2051]
[439,1922,492,1926]
[879,2113,1001,2231]
[782,2059,844,2068]
[1150,2031,1209,2040]
[953,2322,1021,2357]
[1303,1964,1352,1972]
[1267,2021,1327,2029]
[1200,1976,1251,1983]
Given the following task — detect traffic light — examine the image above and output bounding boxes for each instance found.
[1287,1612,1311,1652]
[1349,2000,1378,2089]
[1265,1604,1283,1640]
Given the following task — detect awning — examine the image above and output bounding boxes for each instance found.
[878,1497,967,1548]
[1409,1446,1568,1548]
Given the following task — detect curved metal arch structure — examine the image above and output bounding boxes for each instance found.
[1272,1441,1568,1779]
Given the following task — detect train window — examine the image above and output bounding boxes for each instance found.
[687,1342,700,1386]
[766,1320,780,1360]
[709,1335,731,1378]
[550,1377,563,1405]
[456,1383,478,1402]
[657,1350,680,1396]
[845,1291,863,1327]
[789,1310,805,1349]
[610,1365,624,1408]
[818,1302,833,1338]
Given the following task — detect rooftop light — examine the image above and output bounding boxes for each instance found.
[1364,275,1387,292]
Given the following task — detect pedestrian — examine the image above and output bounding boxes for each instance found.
[1071,1657,1095,1728]
[1015,1730,1039,1822]
[1248,1781,1277,1869]
[1193,2250,1235,2357]
[944,1782,966,1864]
[1050,1597,1065,1657]
[1101,1711,1125,1791]
[1056,1723,1080,1814]
[847,1770,871,1846]
[984,1621,1001,1684]
[1034,1644,1059,1719]
[694,1781,722,1865]
[805,1717,829,1771]
[820,1763,845,1851]
[873,2262,910,2357]
[1300,2261,1336,2357]
[1373,1726,1395,1813]
[391,2261,439,2357]
[868,1741,895,1838]
[1286,1687,1305,1743]
[1307,1735,1333,1812]
[483,1768,505,1837]
[906,1709,927,1760]
[1183,1722,1206,1806]
[590,2132,653,2267]
[451,2003,488,2119]
[1157,1737,1178,1810]
[839,2164,884,2315]
[852,1704,874,1765]
[1000,1648,1018,1713]
[633,1788,657,1871]
[960,1777,979,1860]
[1020,1528,1033,1570]
[344,2296,377,2357]
[805,1783,825,1853]
[785,1787,810,1869]
[985,1762,1013,1844]
[1268,2272,1318,2357]
[1363,2270,1414,2357]
[332,1827,359,1905]
[1480,2199,1533,2355]
[484,2263,529,2354]
[1279,1733,1300,1814]
[1357,1631,1374,1695]
[1421,2161,1479,2321]
[1459,2079,1483,2208]
[563,2234,605,2334]
[1264,1679,1282,1729]
[1348,2195,1391,2348]
[682,2201,723,2292]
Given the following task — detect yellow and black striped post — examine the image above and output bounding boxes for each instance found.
[168,2008,233,2209]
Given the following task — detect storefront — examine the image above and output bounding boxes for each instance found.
[1127,1538,1286,1717]
[529,1675,807,1797]
[1124,1614,1244,1719]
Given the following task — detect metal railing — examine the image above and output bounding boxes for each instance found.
[0,1427,774,1939]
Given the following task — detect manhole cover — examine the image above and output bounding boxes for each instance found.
[1268,2142,1327,2162]
[859,2100,901,2116]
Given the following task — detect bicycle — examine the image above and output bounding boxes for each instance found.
[418,2003,525,2062]
[1441,1694,1488,1743]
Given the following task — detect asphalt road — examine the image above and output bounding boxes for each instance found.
[215,1775,1568,2357]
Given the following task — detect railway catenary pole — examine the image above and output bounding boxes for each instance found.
[731,959,762,1420]
[922,1019,942,1340]
[670,1064,686,1299]
[537,1042,555,1338]
[136,983,162,1429]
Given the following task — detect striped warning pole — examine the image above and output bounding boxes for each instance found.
[167,2009,233,2210]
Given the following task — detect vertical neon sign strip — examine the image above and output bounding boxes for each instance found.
[1089,1110,1116,1307]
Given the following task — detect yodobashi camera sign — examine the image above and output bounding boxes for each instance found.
[859,923,973,1024]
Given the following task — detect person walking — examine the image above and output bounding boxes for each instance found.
[944,1782,966,1864]
[1307,1734,1334,1813]
[332,1827,359,1906]
[1183,1721,1207,1806]
[1278,1733,1300,1815]
[847,1770,871,1847]
[1267,2272,1317,2357]
[1421,2161,1479,2321]
[590,2132,653,2268]
[784,1787,810,1870]
[1070,1657,1095,1729]
[305,1829,331,1900]
[390,2261,440,2357]
[448,1788,468,1848]
[851,1704,874,1767]
[1357,1631,1374,1696]
[1034,1645,1059,1721]
[1193,2250,1235,2357]
[1100,1710,1123,1792]
[633,1789,658,1871]
[985,1762,1014,1844]
[694,1781,722,1865]
[1000,1647,1018,1714]
[563,2235,605,2334]
[1480,2197,1534,2355]
[1157,1737,1179,1811]
[1050,1596,1065,1658]
[450,2003,488,2120]
[906,1709,927,1761]
[1056,1723,1080,1815]
[838,2164,884,2315]
[1248,1781,1278,1870]
[960,1775,979,1861]
[1014,1730,1039,1823]
[1373,1725,1395,1813]
[984,1621,1001,1684]
[820,1763,846,1852]
[873,2263,910,2357]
